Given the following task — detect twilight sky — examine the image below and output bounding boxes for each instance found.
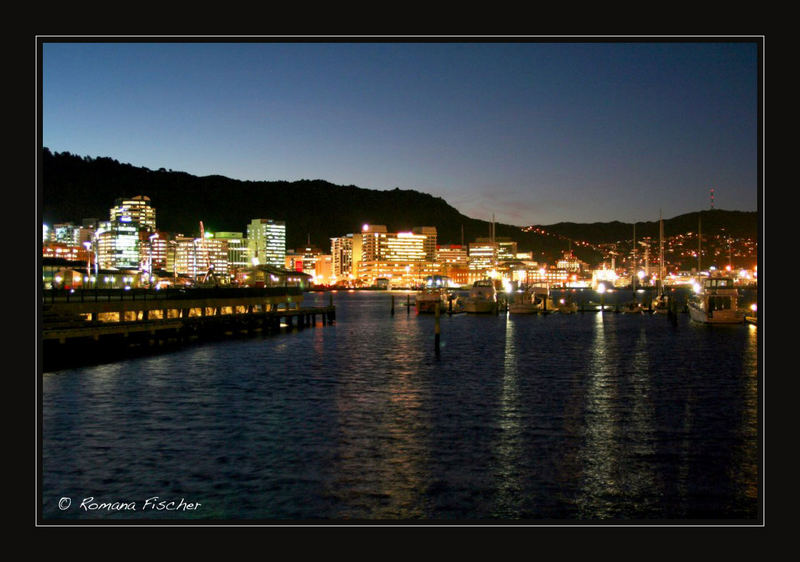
[41,39,760,226]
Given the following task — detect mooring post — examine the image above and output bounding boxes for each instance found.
[391,294,395,316]
[407,293,410,315]
[434,301,441,355]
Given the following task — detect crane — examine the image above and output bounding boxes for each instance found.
[198,221,215,285]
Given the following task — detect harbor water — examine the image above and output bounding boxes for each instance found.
[40,290,760,522]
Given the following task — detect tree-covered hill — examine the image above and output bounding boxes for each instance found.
[41,148,757,266]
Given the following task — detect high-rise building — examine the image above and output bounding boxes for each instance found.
[96,195,157,270]
[436,244,468,267]
[468,238,498,272]
[110,195,156,233]
[168,236,229,279]
[412,226,437,261]
[496,237,518,262]
[247,219,286,267]
[331,234,354,278]
[97,220,140,270]
[351,225,436,286]
[214,232,249,273]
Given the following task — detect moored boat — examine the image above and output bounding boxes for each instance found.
[415,275,449,314]
[463,279,497,313]
[688,275,745,324]
[508,288,543,314]
[556,296,578,314]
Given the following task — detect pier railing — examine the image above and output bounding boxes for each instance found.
[41,286,304,304]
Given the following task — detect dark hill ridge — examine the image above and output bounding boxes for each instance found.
[40,148,756,265]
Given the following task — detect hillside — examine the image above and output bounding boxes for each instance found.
[40,149,757,265]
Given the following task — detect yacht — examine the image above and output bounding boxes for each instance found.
[508,288,543,314]
[556,296,579,314]
[688,275,745,324]
[463,279,497,313]
[415,275,450,314]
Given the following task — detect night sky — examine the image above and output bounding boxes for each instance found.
[41,39,759,226]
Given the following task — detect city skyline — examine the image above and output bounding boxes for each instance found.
[41,38,761,227]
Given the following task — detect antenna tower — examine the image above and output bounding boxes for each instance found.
[710,188,715,210]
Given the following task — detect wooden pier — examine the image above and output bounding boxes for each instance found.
[41,287,335,369]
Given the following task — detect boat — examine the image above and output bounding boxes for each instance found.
[620,300,645,314]
[508,288,544,314]
[744,303,757,325]
[651,294,670,314]
[556,296,579,314]
[463,279,497,313]
[415,275,450,314]
[688,275,745,324]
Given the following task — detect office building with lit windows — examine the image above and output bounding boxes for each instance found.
[168,236,229,280]
[214,232,249,273]
[412,226,437,261]
[94,195,158,270]
[110,195,156,233]
[331,234,354,279]
[247,219,286,267]
[352,224,437,286]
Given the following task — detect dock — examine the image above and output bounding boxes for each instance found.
[41,287,335,369]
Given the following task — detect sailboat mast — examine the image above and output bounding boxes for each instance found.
[698,213,702,273]
[632,222,637,291]
[659,209,664,295]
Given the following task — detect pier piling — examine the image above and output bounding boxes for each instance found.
[434,301,441,355]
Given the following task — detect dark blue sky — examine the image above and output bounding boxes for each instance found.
[42,40,759,226]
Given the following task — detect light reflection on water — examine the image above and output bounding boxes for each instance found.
[42,291,759,522]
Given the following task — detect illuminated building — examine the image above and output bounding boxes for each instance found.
[286,246,323,277]
[168,236,229,280]
[214,232,249,273]
[143,231,168,272]
[384,232,427,262]
[247,219,286,267]
[42,242,93,263]
[436,244,469,285]
[95,195,158,270]
[331,234,354,278]
[314,254,333,285]
[437,245,468,267]
[352,225,435,285]
[468,238,498,272]
[556,250,582,273]
[110,195,156,233]
[97,221,139,269]
[53,222,81,246]
[496,237,518,262]
[526,267,569,287]
[412,226,438,261]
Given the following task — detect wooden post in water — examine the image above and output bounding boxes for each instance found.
[407,293,410,315]
[434,301,441,354]
[391,294,395,316]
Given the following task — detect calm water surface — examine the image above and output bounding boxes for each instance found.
[41,291,760,522]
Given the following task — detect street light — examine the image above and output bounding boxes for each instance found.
[83,241,92,286]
